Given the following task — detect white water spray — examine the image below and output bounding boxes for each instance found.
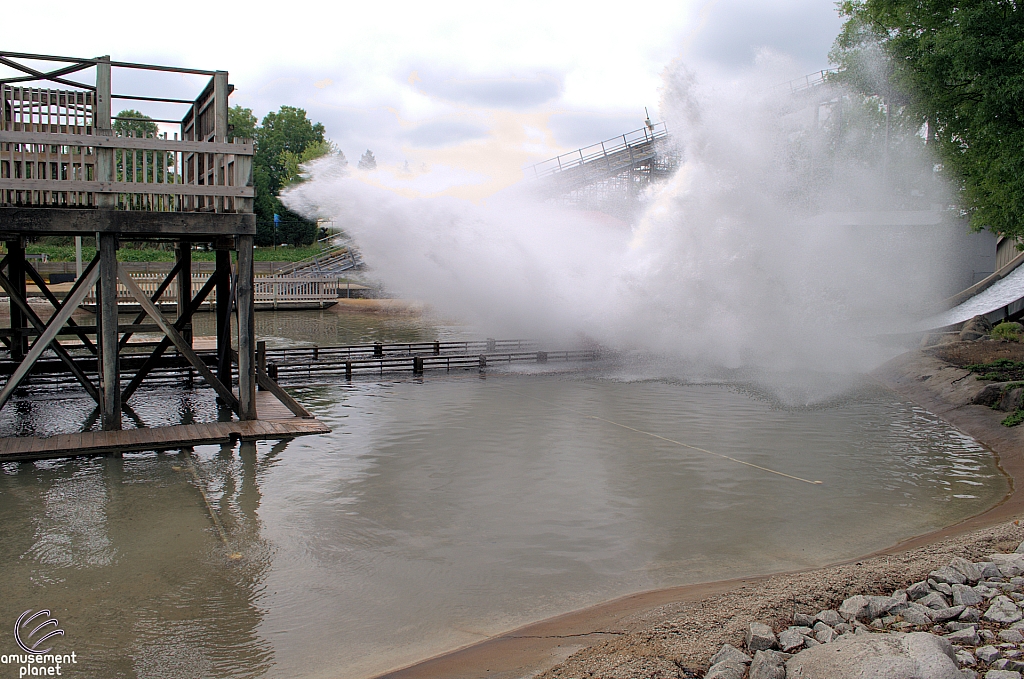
[284,61,954,402]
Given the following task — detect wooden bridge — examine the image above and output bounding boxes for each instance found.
[0,51,329,449]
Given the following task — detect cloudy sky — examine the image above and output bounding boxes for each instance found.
[4,0,844,195]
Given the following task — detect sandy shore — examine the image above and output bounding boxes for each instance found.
[372,343,1024,679]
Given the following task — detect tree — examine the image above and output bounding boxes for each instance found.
[280,140,344,187]
[251,106,326,246]
[837,1,1024,238]
[228,105,257,141]
[112,110,171,183]
[357,149,377,170]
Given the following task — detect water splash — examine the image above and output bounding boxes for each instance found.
[283,61,953,403]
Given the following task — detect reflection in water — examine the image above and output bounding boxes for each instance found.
[0,445,275,678]
[0,369,1012,678]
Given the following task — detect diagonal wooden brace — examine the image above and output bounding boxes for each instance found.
[117,264,239,412]
[120,272,218,404]
[118,257,184,351]
[23,259,97,354]
[0,265,101,412]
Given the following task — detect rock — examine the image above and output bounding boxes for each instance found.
[960,315,993,341]
[984,670,1023,679]
[933,581,955,596]
[954,584,985,607]
[835,622,853,634]
[920,592,952,610]
[710,644,752,666]
[984,596,1024,624]
[785,631,962,679]
[951,557,985,584]
[908,581,932,601]
[840,595,873,622]
[1016,541,1024,555]
[958,650,978,666]
[980,629,997,642]
[869,596,901,620]
[815,609,843,627]
[803,636,820,649]
[901,604,934,626]
[1000,629,1024,643]
[978,646,1003,663]
[989,555,1024,578]
[961,607,982,622]
[780,628,807,653]
[747,622,778,653]
[973,383,1005,407]
[932,566,969,586]
[946,627,982,646]
[931,606,967,622]
[815,626,835,643]
[963,671,979,679]
[749,650,788,679]
[947,621,977,632]
[705,661,746,679]
[793,612,816,627]
[982,563,1003,579]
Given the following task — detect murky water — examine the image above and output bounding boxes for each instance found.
[0,311,1010,679]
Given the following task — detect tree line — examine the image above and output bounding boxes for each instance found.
[833,1,1024,240]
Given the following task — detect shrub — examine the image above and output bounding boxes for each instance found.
[992,322,1024,342]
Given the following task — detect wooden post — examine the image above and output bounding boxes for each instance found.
[257,341,266,391]
[213,72,229,213]
[413,356,424,375]
[94,57,114,210]
[216,246,232,387]
[236,235,256,420]
[7,239,26,360]
[99,234,120,430]
[345,361,352,379]
[175,241,192,345]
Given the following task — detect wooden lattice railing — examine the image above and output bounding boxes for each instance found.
[0,85,253,212]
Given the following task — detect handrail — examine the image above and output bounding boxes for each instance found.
[528,122,670,179]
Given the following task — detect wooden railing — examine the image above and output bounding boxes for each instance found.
[81,274,339,306]
[0,85,253,212]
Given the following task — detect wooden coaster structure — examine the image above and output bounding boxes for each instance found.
[0,51,313,438]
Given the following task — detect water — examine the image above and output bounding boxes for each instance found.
[0,363,1008,678]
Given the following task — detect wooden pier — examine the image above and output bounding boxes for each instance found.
[0,51,329,456]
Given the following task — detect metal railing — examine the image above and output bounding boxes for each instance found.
[528,122,670,180]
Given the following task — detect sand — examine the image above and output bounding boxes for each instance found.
[371,343,1024,679]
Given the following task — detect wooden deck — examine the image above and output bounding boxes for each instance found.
[0,390,329,462]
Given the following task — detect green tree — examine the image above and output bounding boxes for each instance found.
[251,106,326,246]
[228,105,257,141]
[112,109,170,183]
[837,1,1024,238]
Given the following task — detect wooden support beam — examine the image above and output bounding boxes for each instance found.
[99,234,120,430]
[117,263,239,411]
[236,235,256,420]
[175,242,192,346]
[0,266,100,413]
[6,239,26,359]
[23,260,97,355]
[0,268,101,404]
[216,248,232,387]
[120,273,218,404]
[0,208,256,237]
[118,256,184,351]
[256,370,312,418]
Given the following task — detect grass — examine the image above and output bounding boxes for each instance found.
[0,243,329,263]
[966,359,1024,382]
[1003,410,1024,427]
[992,322,1024,342]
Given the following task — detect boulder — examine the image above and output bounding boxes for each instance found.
[931,567,968,586]
[869,596,901,620]
[1000,629,1024,643]
[953,584,984,607]
[985,670,1023,679]
[977,646,1003,664]
[901,604,934,626]
[946,626,981,646]
[960,315,993,341]
[749,650,788,679]
[815,609,843,627]
[951,557,984,584]
[840,595,873,622]
[930,606,966,623]
[747,622,778,652]
[710,644,752,667]
[785,631,962,679]
[907,581,932,601]
[984,596,1023,624]
[780,628,807,653]
[705,661,746,679]
[988,554,1024,578]
[980,562,1002,579]
[919,592,951,610]
[793,612,816,627]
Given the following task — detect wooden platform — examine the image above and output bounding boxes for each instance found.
[0,390,329,462]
